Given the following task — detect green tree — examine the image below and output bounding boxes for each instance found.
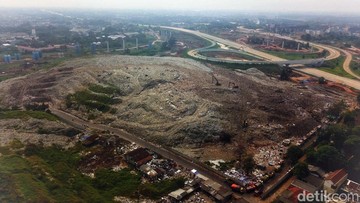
[242,155,255,174]
[313,145,345,171]
[327,100,346,120]
[343,111,356,127]
[293,162,310,179]
[280,67,292,81]
[286,145,304,165]
[330,125,349,149]
[318,77,327,84]
[344,135,360,155]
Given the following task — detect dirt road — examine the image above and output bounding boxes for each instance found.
[341,49,360,80]
[298,67,360,90]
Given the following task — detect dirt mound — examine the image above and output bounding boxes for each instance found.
[0,55,348,159]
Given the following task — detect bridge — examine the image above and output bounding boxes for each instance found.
[161,26,336,67]
[194,48,325,66]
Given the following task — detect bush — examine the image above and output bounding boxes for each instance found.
[293,162,310,179]
[286,145,304,165]
[89,84,123,95]
[307,145,345,171]
[93,169,141,198]
[140,178,185,199]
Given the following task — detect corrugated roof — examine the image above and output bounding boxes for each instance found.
[325,169,347,185]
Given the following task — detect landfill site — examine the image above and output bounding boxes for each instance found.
[0,55,353,160]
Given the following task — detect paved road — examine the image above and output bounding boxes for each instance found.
[297,67,360,90]
[49,107,230,188]
[340,49,360,80]
[161,26,285,62]
[163,26,340,62]
[163,26,360,90]
[237,27,341,61]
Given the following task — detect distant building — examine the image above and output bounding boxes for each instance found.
[31,28,36,37]
[124,32,139,37]
[305,29,323,36]
[324,169,348,193]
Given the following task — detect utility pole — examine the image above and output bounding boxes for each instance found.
[105,41,110,53]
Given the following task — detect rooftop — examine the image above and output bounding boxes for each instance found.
[342,179,360,194]
[291,179,317,193]
[124,148,153,166]
[325,169,348,185]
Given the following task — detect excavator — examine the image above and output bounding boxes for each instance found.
[228,82,239,89]
[211,75,221,86]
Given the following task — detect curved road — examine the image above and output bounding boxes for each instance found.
[49,107,231,189]
[162,26,340,62]
[340,49,360,80]
[162,26,360,90]
[237,27,341,61]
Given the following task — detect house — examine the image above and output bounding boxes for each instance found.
[168,188,188,201]
[139,164,159,179]
[303,174,324,190]
[124,148,153,167]
[308,164,326,178]
[279,178,320,203]
[199,179,232,203]
[279,185,307,203]
[324,169,348,193]
[81,134,100,147]
[341,179,360,195]
[291,179,318,194]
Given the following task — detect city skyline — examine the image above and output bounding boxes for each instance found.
[0,0,359,14]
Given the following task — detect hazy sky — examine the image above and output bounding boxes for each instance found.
[1,0,359,13]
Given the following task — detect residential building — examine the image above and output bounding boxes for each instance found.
[324,169,348,193]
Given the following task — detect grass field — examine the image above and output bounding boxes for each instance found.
[0,110,58,121]
[263,50,322,60]
[66,89,121,113]
[0,144,185,202]
[318,56,356,79]
[89,84,124,95]
[350,60,360,76]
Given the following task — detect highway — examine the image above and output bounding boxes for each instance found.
[340,49,360,80]
[162,26,340,62]
[162,26,360,90]
[161,26,286,62]
[237,27,341,61]
[49,107,231,189]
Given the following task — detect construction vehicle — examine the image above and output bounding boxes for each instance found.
[211,75,221,86]
[228,82,239,89]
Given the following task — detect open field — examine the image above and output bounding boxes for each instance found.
[262,50,322,60]
[319,56,356,79]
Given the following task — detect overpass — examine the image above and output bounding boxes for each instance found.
[161,26,335,66]
[196,48,325,66]
[160,26,360,90]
